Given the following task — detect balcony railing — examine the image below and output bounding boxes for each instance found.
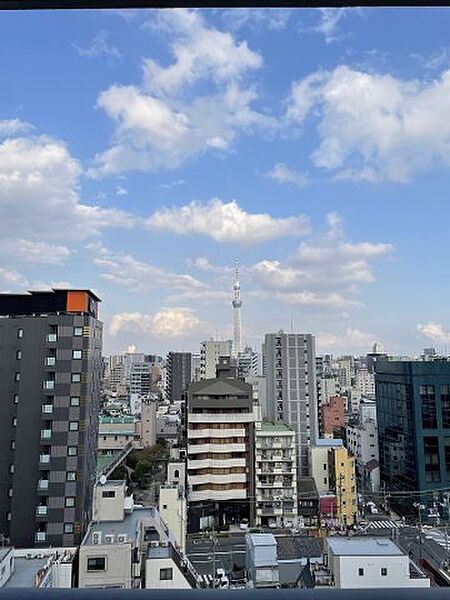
[40,429,51,439]
[38,480,49,490]
[39,454,50,464]
[46,333,57,343]
[34,532,47,542]
[42,404,53,414]
[45,357,56,366]
[36,506,48,516]
[43,381,55,390]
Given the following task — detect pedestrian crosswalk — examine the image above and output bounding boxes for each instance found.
[366,519,400,530]
[424,528,450,550]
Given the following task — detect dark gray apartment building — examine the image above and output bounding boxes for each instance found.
[167,351,192,403]
[0,289,102,548]
[263,332,318,478]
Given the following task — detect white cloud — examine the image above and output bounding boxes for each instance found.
[93,248,206,294]
[0,134,135,272]
[222,9,292,32]
[0,119,33,136]
[287,66,450,182]
[146,198,310,244]
[0,267,28,290]
[251,212,391,311]
[91,10,271,176]
[75,30,122,60]
[116,185,128,196]
[318,327,375,351]
[314,8,348,43]
[143,9,261,95]
[417,322,450,344]
[265,162,309,187]
[110,307,202,337]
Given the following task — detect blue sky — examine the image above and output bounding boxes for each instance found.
[1,7,450,356]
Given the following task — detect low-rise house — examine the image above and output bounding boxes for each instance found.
[246,533,279,588]
[323,537,430,589]
[145,542,198,589]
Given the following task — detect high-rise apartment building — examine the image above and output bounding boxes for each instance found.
[376,361,450,498]
[199,339,232,380]
[166,352,192,403]
[254,421,297,528]
[0,289,102,548]
[264,332,318,477]
[187,357,255,531]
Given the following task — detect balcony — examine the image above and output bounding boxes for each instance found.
[43,381,55,390]
[46,333,57,343]
[42,404,53,414]
[34,532,47,542]
[38,480,49,490]
[45,357,56,366]
[40,429,51,439]
[39,454,50,464]
[36,506,48,516]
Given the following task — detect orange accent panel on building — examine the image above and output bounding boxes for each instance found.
[66,291,88,313]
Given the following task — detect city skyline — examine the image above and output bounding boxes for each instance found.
[2,7,450,355]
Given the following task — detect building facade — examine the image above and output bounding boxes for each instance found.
[199,340,232,380]
[254,422,298,528]
[264,332,318,477]
[166,352,192,404]
[320,396,346,437]
[376,361,450,498]
[187,357,255,530]
[0,289,102,548]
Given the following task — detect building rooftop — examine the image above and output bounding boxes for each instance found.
[147,544,171,559]
[276,536,322,562]
[84,507,156,546]
[246,533,277,547]
[327,537,404,557]
[258,421,293,432]
[315,438,343,447]
[4,557,48,588]
[100,416,135,424]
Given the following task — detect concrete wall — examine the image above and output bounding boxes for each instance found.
[78,544,132,589]
[145,557,191,589]
[159,487,186,554]
[334,554,429,589]
[93,482,126,522]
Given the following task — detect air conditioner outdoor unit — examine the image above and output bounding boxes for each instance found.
[117,534,128,543]
[150,541,159,548]
[92,531,102,545]
[105,534,115,544]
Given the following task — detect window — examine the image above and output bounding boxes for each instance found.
[160,568,173,581]
[65,497,75,507]
[12,417,17,427]
[16,350,22,360]
[9,465,14,474]
[64,523,74,534]
[74,327,83,337]
[11,441,15,450]
[381,567,388,576]
[358,568,364,577]
[174,469,180,478]
[162,504,168,510]
[72,349,82,360]
[13,394,18,404]
[421,384,437,428]
[67,471,76,481]
[87,557,106,572]
[17,329,23,339]
[68,446,78,456]
[442,385,450,428]
[69,421,79,431]
[71,373,81,383]
[70,396,80,406]
[424,436,441,482]
[14,372,20,381]
[102,491,115,498]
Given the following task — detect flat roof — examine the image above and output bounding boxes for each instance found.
[258,421,294,432]
[327,537,403,557]
[247,533,277,546]
[84,507,156,545]
[100,416,135,424]
[315,438,343,447]
[4,557,48,588]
